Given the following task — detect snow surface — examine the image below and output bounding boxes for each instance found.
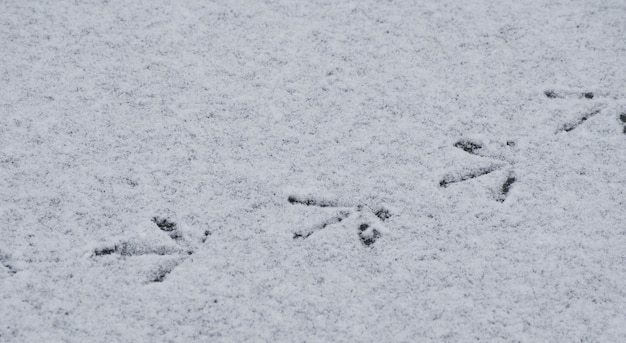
[1,0,625,341]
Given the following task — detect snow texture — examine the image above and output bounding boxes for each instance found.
[1,0,625,341]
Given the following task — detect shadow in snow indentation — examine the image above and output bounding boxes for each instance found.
[152,216,183,241]
[289,195,390,246]
[358,223,381,247]
[287,195,339,208]
[560,108,602,133]
[439,166,501,188]
[150,260,183,283]
[91,214,205,283]
[293,210,351,240]
[496,175,516,202]
[454,140,482,155]
[544,90,594,100]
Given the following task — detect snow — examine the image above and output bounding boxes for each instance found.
[1,0,625,341]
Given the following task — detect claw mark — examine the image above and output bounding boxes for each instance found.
[439,166,501,188]
[358,224,381,246]
[454,140,482,154]
[561,108,602,132]
[293,211,351,239]
[288,195,338,208]
[497,175,516,202]
[619,113,626,134]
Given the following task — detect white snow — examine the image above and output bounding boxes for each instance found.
[1,0,625,341]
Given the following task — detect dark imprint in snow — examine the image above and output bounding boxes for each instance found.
[358,224,381,247]
[374,208,392,222]
[92,216,202,284]
[544,90,560,99]
[439,166,500,188]
[202,230,211,243]
[1,254,16,275]
[152,217,177,231]
[545,90,594,100]
[288,195,338,208]
[293,211,350,240]
[150,263,180,283]
[454,140,482,154]
[93,247,116,256]
[93,242,174,257]
[560,108,602,132]
[497,176,516,202]
[289,197,390,245]
[292,232,311,239]
[152,217,183,241]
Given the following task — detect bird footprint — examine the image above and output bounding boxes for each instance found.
[91,215,208,283]
[288,192,391,247]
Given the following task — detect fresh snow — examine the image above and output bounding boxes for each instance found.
[1,0,625,341]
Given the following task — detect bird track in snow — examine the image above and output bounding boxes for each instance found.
[91,215,209,283]
[559,108,603,133]
[543,89,620,133]
[288,195,391,246]
[441,139,517,202]
[440,88,621,201]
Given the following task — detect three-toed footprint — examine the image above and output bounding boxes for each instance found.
[441,138,517,202]
[90,215,210,283]
[288,192,391,247]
